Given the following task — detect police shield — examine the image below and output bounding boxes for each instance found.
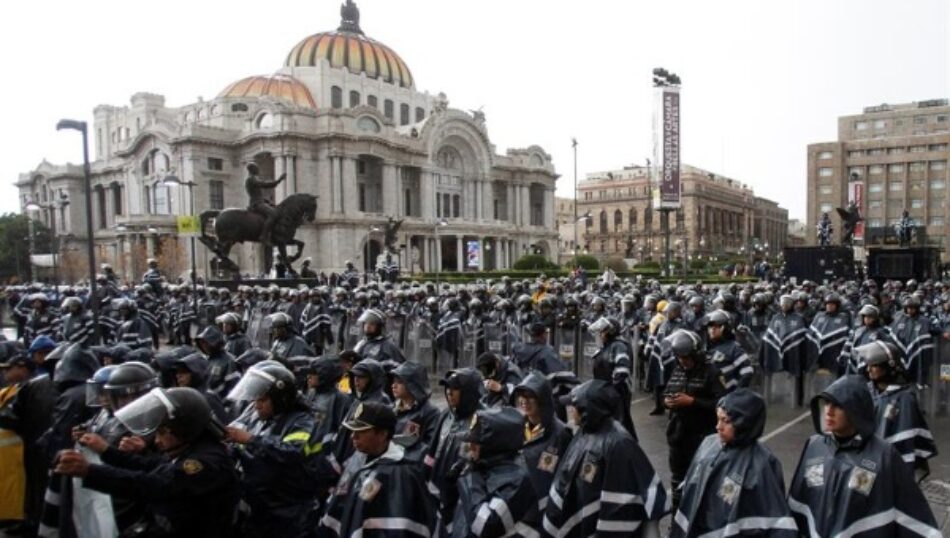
[555,326,578,370]
[255,314,273,350]
[329,312,345,352]
[245,309,265,349]
[579,331,599,380]
[483,323,507,357]
[344,316,362,350]
[196,304,218,330]
[461,325,481,369]
[386,315,406,349]
[405,318,436,371]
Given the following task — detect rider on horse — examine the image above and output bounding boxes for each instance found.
[244,163,286,246]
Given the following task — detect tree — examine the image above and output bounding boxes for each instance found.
[156,236,188,282]
[0,213,52,283]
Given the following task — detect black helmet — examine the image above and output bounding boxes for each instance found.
[688,296,704,308]
[856,341,903,370]
[267,312,294,330]
[663,301,683,318]
[104,361,159,410]
[114,387,217,443]
[705,309,731,328]
[668,329,704,358]
[53,344,101,390]
[114,298,137,316]
[824,293,842,305]
[858,304,880,319]
[902,296,921,309]
[61,296,83,312]
[86,365,120,407]
[587,316,619,337]
[227,361,298,413]
[173,353,210,389]
[466,407,524,456]
[357,308,386,326]
[195,325,226,352]
[216,312,242,329]
[235,348,269,372]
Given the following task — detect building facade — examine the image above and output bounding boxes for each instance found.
[575,164,788,266]
[806,99,949,261]
[16,2,558,282]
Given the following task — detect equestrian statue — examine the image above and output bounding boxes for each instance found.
[199,163,317,278]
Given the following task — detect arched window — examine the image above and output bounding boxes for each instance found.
[415,107,425,122]
[331,86,343,109]
[349,90,360,107]
[384,99,394,119]
[614,209,623,232]
[644,206,653,231]
[231,103,248,112]
[676,208,685,230]
[629,208,637,230]
[367,95,378,108]
[256,112,274,130]
[400,103,410,126]
[599,210,608,234]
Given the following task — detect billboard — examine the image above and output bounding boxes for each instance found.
[847,180,864,242]
[652,86,681,209]
[466,240,480,268]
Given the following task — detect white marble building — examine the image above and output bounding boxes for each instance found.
[16,1,558,281]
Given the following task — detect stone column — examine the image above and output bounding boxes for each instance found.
[521,185,531,227]
[456,236,464,271]
[420,171,434,220]
[435,236,443,272]
[287,155,298,195]
[316,156,331,218]
[382,164,398,216]
[545,187,555,228]
[343,158,359,215]
[477,237,484,270]
[277,156,288,200]
[146,234,156,257]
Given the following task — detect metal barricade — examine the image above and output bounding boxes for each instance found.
[405,318,436,373]
[805,367,835,404]
[762,372,799,409]
[555,326,578,374]
[927,338,949,417]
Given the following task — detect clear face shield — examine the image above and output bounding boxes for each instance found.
[225,367,276,402]
[113,388,176,436]
[587,317,611,336]
[85,380,110,408]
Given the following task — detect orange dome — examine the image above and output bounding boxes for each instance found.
[285,31,414,89]
[217,74,317,109]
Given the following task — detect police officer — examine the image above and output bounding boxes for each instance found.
[787,375,940,537]
[216,312,252,358]
[587,316,637,438]
[510,322,566,374]
[54,387,238,538]
[59,296,95,346]
[391,361,440,455]
[225,361,319,538]
[705,309,753,392]
[194,325,239,400]
[353,308,405,364]
[267,312,314,361]
[318,402,435,537]
[114,298,154,350]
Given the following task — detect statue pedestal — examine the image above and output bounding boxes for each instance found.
[783,246,855,284]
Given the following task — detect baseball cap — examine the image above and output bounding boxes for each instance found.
[0,354,33,369]
[343,402,396,433]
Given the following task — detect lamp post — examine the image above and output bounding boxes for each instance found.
[365,225,381,284]
[56,119,99,341]
[572,138,579,267]
[434,219,448,287]
[161,174,198,312]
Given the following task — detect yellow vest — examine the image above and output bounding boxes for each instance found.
[0,386,24,521]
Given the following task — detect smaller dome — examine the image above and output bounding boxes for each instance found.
[218,74,316,109]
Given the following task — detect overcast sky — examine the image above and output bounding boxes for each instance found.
[1,0,947,221]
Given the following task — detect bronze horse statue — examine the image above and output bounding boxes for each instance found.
[199,193,317,277]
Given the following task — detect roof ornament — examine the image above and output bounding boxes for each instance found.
[338,0,363,34]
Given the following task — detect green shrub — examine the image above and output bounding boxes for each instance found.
[512,255,560,271]
[564,255,600,271]
[604,257,628,272]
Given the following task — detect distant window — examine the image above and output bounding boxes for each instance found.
[868,200,882,209]
[873,120,886,129]
[868,183,884,193]
[889,181,903,192]
[938,115,948,123]
[869,165,884,175]
[818,168,833,177]
[930,216,945,226]
[818,151,833,159]
[367,95,378,108]
[929,144,948,151]
[452,195,460,218]
[231,103,248,112]
[210,105,220,116]
[207,157,224,171]
[184,112,194,123]
[868,148,884,156]
[854,121,868,130]
[869,219,883,227]
[820,203,833,213]
[888,163,904,173]
[357,116,381,133]
[357,160,366,175]
[400,103,410,126]
[847,150,864,157]
[197,109,207,120]
[887,147,904,154]
[209,180,224,210]
[908,162,925,172]
[930,179,946,189]
[911,199,924,208]
[112,184,122,216]
[331,86,343,109]
[910,145,927,153]
[415,107,425,122]
[384,99,394,119]
[819,185,833,194]
[349,90,360,108]
[914,116,927,124]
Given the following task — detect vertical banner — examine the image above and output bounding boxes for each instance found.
[848,180,864,241]
[652,86,681,209]
[466,240,480,268]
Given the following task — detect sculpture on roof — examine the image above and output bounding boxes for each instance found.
[835,201,863,246]
[339,0,362,34]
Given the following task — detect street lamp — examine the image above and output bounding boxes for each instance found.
[162,174,198,312]
[434,219,448,287]
[575,211,591,265]
[56,119,99,342]
[365,225,381,283]
[572,137,579,265]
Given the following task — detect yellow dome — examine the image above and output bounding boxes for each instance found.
[285,31,414,89]
[217,74,317,109]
